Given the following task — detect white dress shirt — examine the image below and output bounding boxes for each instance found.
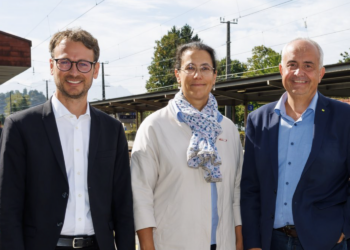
[51,95,94,236]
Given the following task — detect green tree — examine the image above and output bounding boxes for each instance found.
[4,91,31,115]
[146,24,200,92]
[216,58,247,81]
[28,90,47,107]
[243,45,281,77]
[339,49,350,63]
[234,102,264,129]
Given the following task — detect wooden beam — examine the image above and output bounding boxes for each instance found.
[133,99,164,108]
[213,90,245,101]
[164,94,175,99]
[267,80,283,89]
[109,102,138,111]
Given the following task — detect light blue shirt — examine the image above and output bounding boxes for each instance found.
[273,92,318,228]
[171,100,221,244]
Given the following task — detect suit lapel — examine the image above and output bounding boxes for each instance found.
[301,93,330,176]
[269,111,280,184]
[42,99,68,184]
[88,106,100,178]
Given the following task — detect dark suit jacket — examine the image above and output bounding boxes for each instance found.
[0,100,135,250]
[241,93,350,250]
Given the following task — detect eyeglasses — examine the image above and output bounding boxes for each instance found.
[53,58,96,73]
[179,64,215,76]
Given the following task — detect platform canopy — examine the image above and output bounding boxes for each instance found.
[91,62,350,114]
[0,31,32,84]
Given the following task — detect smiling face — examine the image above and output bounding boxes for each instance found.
[175,49,217,110]
[50,39,100,102]
[279,39,325,103]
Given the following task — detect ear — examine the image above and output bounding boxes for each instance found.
[93,62,100,79]
[279,63,283,76]
[211,70,217,86]
[174,68,181,83]
[50,58,54,75]
[318,67,325,83]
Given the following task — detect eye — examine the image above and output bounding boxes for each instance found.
[287,63,297,69]
[186,65,195,70]
[200,66,211,71]
[59,59,70,65]
[78,61,90,67]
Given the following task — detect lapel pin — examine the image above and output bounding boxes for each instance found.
[321,109,325,112]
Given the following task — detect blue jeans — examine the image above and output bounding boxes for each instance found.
[271,230,347,250]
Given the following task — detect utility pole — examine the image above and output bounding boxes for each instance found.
[9,91,12,114]
[43,79,50,100]
[46,80,49,100]
[101,61,109,100]
[220,17,238,120]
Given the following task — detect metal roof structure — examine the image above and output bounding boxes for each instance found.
[91,62,350,115]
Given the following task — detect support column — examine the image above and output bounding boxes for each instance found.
[140,111,144,125]
[244,102,248,128]
[225,106,232,121]
[136,111,140,129]
[232,105,236,124]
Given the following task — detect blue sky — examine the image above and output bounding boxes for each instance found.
[1,0,349,100]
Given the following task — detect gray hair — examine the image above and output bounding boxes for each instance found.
[281,37,324,68]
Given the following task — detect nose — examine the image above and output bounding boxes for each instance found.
[69,62,80,76]
[294,68,305,76]
[193,69,203,79]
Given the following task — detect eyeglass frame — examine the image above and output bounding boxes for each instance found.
[177,64,216,76]
[52,58,97,73]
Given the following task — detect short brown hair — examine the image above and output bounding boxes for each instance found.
[49,28,100,62]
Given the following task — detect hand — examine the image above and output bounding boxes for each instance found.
[235,225,243,250]
[337,233,345,243]
[137,228,155,250]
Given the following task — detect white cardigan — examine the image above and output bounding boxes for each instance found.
[131,102,243,250]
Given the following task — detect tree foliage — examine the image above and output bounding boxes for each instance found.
[146,24,200,92]
[216,58,247,81]
[0,88,46,117]
[4,90,31,115]
[243,45,281,77]
[339,48,350,63]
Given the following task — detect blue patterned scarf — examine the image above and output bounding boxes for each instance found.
[173,90,223,182]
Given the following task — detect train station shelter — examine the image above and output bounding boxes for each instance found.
[91,61,350,127]
[0,31,32,84]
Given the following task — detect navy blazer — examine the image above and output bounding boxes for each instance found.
[0,99,135,250]
[241,93,350,250]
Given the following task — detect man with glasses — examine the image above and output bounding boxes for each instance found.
[0,28,135,250]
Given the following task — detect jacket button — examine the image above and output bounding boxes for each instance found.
[57,222,63,227]
[62,192,68,198]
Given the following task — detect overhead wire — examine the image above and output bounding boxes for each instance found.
[31,0,106,51]
[106,0,213,50]
[105,0,349,70]
[25,0,65,38]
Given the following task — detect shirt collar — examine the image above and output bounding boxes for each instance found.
[51,94,90,119]
[274,91,318,116]
[170,99,223,123]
